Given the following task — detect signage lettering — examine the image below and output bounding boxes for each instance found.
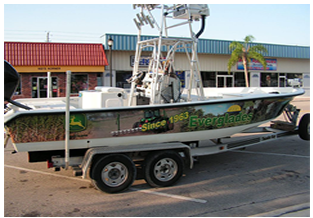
[130,55,150,67]
[37,67,61,71]
[189,112,253,128]
[237,58,277,71]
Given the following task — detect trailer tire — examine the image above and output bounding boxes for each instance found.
[299,113,310,141]
[144,151,184,188]
[91,154,136,193]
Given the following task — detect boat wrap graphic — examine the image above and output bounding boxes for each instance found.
[5,97,291,143]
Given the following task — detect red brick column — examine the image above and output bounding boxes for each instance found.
[56,73,66,97]
[88,73,98,90]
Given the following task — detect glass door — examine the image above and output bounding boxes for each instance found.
[217,75,234,88]
[38,77,48,98]
[279,75,286,87]
[226,77,233,87]
[32,77,58,98]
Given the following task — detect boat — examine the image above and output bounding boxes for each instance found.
[4,4,305,152]
[3,69,304,154]
[3,4,307,193]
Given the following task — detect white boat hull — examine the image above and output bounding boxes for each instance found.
[5,87,303,153]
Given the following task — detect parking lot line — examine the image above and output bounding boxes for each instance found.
[4,164,90,183]
[230,150,309,158]
[130,188,207,204]
[4,164,207,203]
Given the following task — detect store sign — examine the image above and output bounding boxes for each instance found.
[237,58,277,71]
[176,71,185,88]
[38,67,61,71]
[130,55,150,67]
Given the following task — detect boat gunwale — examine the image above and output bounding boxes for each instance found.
[4,88,304,124]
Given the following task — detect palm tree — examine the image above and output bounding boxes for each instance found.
[227,35,268,87]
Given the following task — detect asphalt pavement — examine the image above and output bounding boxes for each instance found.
[250,203,310,217]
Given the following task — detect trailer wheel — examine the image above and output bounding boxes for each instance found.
[299,113,310,141]
[91,154,136,193]
[144,151,184,187]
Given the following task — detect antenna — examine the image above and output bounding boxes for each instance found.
[133,11,155,30]
[46,31,51,42]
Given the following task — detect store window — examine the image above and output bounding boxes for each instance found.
[234,72,246,87]
[116,71,132,88]
[97,73,103,86]
[278,73,304,87]
[261,73,278,87]
[286,73,303,87]
[201,71,216,87]
[71,74,88,94]
[176,71,186,88]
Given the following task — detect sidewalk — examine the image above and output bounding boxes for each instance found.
[250,203,310,217]
[293,96,310,102]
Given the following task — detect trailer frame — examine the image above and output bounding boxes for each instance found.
[44,103,309,193]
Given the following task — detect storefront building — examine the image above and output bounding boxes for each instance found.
[4,35,310,100]
[4,42,108,99]
[103,33,310,92]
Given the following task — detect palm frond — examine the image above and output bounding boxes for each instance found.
[227,53,241,73]
[227,35,267,86]
[246,57,251,65]
[229,41,243,51]
[248,51,267,69]
[250,44,268,54]
[244,35,255,43]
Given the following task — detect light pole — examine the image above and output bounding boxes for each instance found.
[108,37,114,87]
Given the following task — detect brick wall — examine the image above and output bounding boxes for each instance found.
[12,72,99,100]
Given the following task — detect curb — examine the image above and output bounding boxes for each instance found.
[249,203,310,217]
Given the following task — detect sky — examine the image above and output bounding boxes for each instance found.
[3,3,311,46]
